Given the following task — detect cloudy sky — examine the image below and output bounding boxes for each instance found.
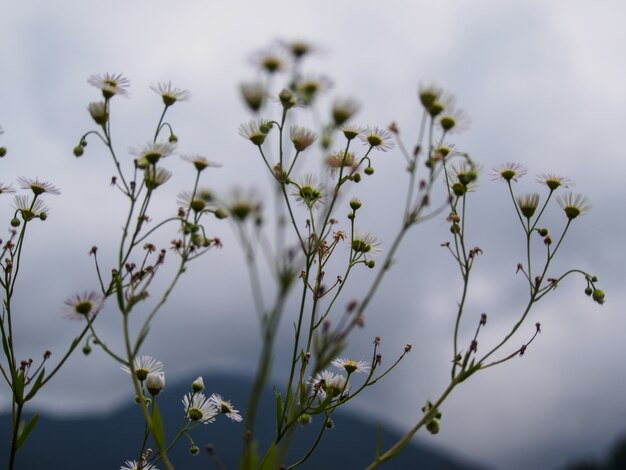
[2,1,626,469]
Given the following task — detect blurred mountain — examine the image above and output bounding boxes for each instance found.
[0,373,489,469]
[561,435,626,470]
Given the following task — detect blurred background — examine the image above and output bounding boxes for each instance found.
[1,1,625,469]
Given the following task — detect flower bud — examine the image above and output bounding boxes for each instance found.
[426,418,440,435]
[10,217,20,227]
[592,289,605,305]
[584,287,593,296]
[169,134,178,143]
[73,146,84,157]
[349,198,362,211]
[192,376,205,392]
[298,413,312,426]
[0,147,6,157]
[364,166,374,175]
[214,208,228,219]
[190,445,199,455]
[146,373,165,396]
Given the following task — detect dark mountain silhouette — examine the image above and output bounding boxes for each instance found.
[1,373,489,469]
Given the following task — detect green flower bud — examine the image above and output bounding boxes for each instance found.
[190,446,199,455]
[10,217,20,227]
[214,208,228,219]
[73,146,84,157]
[364,166,374,175]
[452,182,466,197]
[366,260,376,269]
[298,413,312,426]
[39,212,47,221]
[0,147,6,157]
[169,134,178,143]
[584,287,593,296]
[82,344,92,355]
[426,418,440,435]
[349,198,362,211]
[592,289,605,305]
[352,173,361,183]
[537,228,548,237]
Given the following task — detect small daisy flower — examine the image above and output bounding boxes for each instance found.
[131,141,176,166]
[324,150,357,175]
[537,173,572,191]
[251,47,287,74]
[290,126,318,152]
[308,370,349,399]
[283,39,314,60]
[120,460,158,470]
[224,188,262,222]
[341,124,361,141]
[295,75,333,105]
[178,190,210,213]
[121,355,164,382]
[18,177,61,196]
[332,98,360,127]
[62,291,104,321]
[491,162,528,183]
[352,231,382,256]
[359,127,395,152]
[240,82,266,112]
[332,358,371,374]
[181,154,221,172]
[558,192,591,220]
[145,373,166,396]
[14,195,49,221]
[182,392,218,423]
[144,167,172,190]
[209,393,242,422]
[516,193,541,219]
[438,106,470,134]
[0,183,15,195]
[192,376,205,392]
[291,174,325,209]
[88,101,108,126]
[238,119,272,146]
[150,81,190,106]
[418,83,442,108]
[88,73,130,99]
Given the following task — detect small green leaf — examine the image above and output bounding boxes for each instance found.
[274,390,283,433]
[151,401,166,450]
[16,414,39,449]
[258,442,278,470]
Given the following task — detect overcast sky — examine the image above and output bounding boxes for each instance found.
[2,1,626,469]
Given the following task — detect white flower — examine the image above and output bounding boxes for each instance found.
[121,355,164,382]
[62,291,104,321]
[88,73,130,98]
[209,393,242,422]
[182,392,218,423]
[18,177,61,195]
[192,376,205,392]
[145,373,166,396]
[130,142,176,166]
[331,358,370,374]
[120,460,158,470]
[308,370,349,399]
[359,127,395,152]
[150,81,190,106]
[351,231,382,256]
[290,125,318,152]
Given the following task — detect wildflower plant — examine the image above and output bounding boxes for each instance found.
[0,39,605,470]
